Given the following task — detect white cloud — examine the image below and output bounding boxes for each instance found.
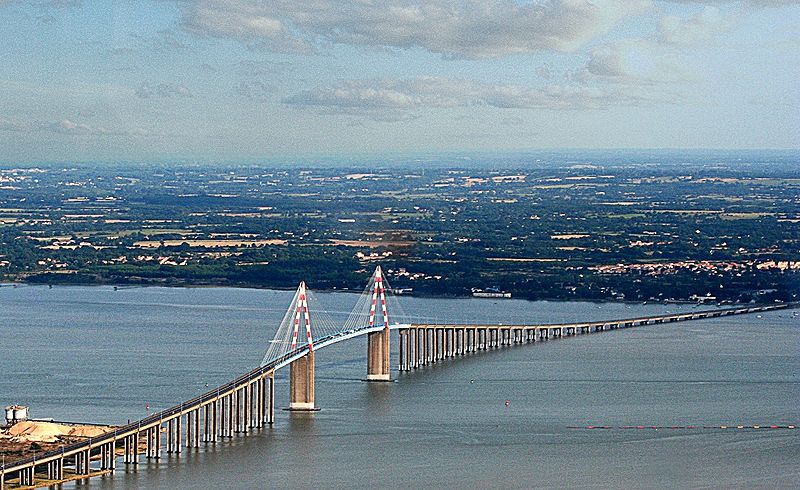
[659,6,729,45]
[663,1,799,5]
[180,0,652,58]
[135,82,194,98]
[237,80,273,101]
[283,77,664,121]
[584,39,692,83]
[0,116,150,136]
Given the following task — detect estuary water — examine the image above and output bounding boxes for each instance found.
[0,285,798,489]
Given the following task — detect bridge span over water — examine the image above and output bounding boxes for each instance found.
[1,266,795,488]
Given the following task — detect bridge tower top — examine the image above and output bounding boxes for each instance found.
[368,266,389,330]
[290,281,314,352]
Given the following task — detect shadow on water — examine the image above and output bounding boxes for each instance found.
[287,411,317,433]
[364,381,393,415]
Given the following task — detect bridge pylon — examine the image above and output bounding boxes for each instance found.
[288,281,317,410]
[366,266,392,381]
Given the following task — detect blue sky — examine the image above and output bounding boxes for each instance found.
[0,0,798,162]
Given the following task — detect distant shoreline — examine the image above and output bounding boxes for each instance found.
[0,279,745,307]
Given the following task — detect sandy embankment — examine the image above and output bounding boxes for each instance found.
[0,421,113,462]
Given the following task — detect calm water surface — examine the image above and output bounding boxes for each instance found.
[1,285,798,489]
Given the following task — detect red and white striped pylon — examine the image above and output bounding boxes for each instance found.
[289,281,314,351]
[367,266,390,330]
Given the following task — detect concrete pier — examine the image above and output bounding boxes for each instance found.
[367,327,391,381]
[289,351,316,410]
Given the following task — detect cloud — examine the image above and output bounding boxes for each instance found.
[283,77,663,120]
[659,6,729,45]
[584,39,692,83]
[663,1,799,5]
[236,59,292,78]
[135,82,194,98]
[0,116,151,136]
[180,0,652,58]
[237,80,273,101]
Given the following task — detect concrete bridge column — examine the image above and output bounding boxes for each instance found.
[417,329,424,367]
[48,457,63,480]
[242,384,250,432]
[420,329,427,365]
[107,442,114,468]
[203,405,211,442]
[447,328,454,356]
[174,414,182,452]
[132,432,140,463]
[219,396,227,438]
[212,399,219,440]
[254,378,263,428]
[186,411,193,447]
[226,393,234,437]
[267,372,275,424]
[78,448,91,474]
[106,441,117,469]
[124,435,131,464]
[411,329,418,368]
[167,419,174,453]
[234,389,242,433]
[398,330,405,371]
[406,330,412,368]
[146,427,154,458]
[423,328,429,363]
[367,327,391,380]
[19,466,33,486]
[193,409,201,447]
[289,351,316,410]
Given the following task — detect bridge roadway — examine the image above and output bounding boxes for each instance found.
[397,303,793,371]
[1,302,794,488]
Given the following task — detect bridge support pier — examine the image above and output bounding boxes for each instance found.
[367,327,391,380]
[268,373,275,422]
[289,351,316,410]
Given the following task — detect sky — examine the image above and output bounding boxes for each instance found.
[0,0,798,163]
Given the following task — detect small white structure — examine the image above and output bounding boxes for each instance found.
[5,405,29,426]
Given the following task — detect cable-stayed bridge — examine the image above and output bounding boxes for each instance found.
[1,266,794,488]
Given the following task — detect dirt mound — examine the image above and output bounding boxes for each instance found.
[3,421,112,443]
[67,425,108,438]
[6,421,71,443]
